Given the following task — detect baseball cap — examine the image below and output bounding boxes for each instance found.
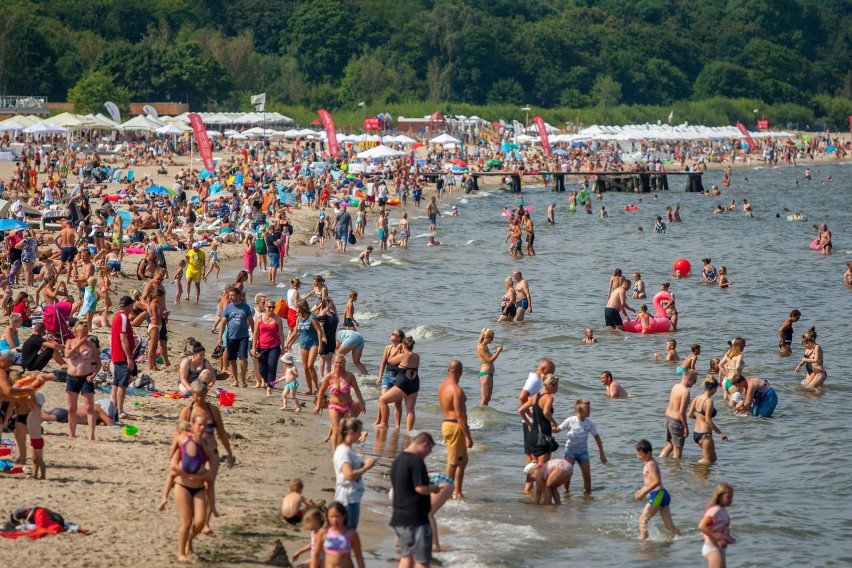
[119,295,134,308]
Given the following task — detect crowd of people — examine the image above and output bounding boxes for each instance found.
[0,128,846,568]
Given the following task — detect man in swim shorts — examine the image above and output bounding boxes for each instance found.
[513,270,532,321]
[660,369,696,459]
[426,196,441,231]
[57,223,78,283]
[604,279,633,330]
[438,360,472,499]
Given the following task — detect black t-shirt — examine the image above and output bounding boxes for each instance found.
[389,451,430,527]
[266,230,282,251]
[21,335,46,370]
[337,211,352,232]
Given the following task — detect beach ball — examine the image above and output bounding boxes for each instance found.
[673,258,691,276]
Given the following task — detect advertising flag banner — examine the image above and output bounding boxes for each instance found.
[318,109,339,158]
[104,101,121,125]
[188,113,215,173]
[533,116,552,157]
[736,122,756,150]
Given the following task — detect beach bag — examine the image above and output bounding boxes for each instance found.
[348,233,356,245]
[274,298,289,318]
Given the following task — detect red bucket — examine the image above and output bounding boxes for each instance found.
[218,392,236,407]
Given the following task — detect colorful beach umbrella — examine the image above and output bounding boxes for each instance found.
[144,185,172,195]
[0,218,29,231]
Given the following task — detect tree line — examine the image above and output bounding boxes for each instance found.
[1,0,850,128]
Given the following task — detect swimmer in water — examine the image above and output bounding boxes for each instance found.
[655,339,679,363]
[844,262,852,287]
[680,344,700,372]
[795,327,827,389]
[600,371,627,398]
[547,203,555,224]
[718,266,731,288]
[427,236,442,246]
[636,304,652,334]
[582,328,597,344]
[778,309,801,356]
[631,272,646,299]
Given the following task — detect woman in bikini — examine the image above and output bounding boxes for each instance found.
[169,414,214,562]
[147,288,166,370]
[178,381,235,535]
[688,376,728,465]
[178,342,216,393]
[310,502,365,568]
[795,327,827,389]
[377,335,420,432]
[477,328,504,406]
[314,355,366,448]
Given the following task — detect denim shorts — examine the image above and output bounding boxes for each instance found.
[381,371,396,390]
[564,451,590,464]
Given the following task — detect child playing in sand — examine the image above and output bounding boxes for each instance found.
[634,439,680,540]
[557,399,607,494]
[172,258,186,303]
[279,352,300,411]
[291,508,324,566]
[636,304,651,334]
[582,328,598,344]
[281,478,317,525]
[655,339,679,363]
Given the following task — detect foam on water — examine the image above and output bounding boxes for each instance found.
[354,310,380,321]
[405,324,447,342]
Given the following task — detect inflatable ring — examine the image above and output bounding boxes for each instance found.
[577,190,590,204]
[787,213,808,222]
[622,291,673,333]
[809,238,821,250]
[386,199,400,206]
[624,205,639,212]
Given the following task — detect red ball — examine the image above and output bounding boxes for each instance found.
[673,258,691,275]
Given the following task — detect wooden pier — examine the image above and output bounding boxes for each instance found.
[421,170,704,193]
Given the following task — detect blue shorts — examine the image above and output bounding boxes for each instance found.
[752,386,778,418]
[515,298,529,310]
[268,252,280,269]
[340,334,364,350]
[649,488,671,508]
[227,336,250,361]
[66,375,95,394]
[344,502,360,529]
[112,362,131,388]
[381,371,396,390]
[429,214,437,224]
[564,451,590,464]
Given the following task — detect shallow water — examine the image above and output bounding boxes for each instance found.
[179,164,852,566]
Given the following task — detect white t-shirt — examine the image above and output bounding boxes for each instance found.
[521,372,542,395]
[333,443,364,505]
[557,416,598,454]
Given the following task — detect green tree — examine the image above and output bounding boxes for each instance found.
[487,79,524,105]
[590,75,621,108]
[67,70,131,114]
[693,62,758,100]
[284,0,355,83]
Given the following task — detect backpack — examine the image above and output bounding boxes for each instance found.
[274,298,289,318]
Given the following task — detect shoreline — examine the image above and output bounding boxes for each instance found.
[1,151,849,567]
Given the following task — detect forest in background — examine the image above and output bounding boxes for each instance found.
[1,0,851,128]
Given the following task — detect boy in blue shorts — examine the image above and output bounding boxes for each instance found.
[634,439,680,540]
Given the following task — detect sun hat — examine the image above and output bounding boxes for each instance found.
[280,352,295,365]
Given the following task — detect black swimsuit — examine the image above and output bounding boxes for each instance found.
[394,365,420,395]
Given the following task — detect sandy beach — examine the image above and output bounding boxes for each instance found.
[0,141,847,567]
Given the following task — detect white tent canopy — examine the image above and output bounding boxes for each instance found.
[0,119,26,132]
[23,122,68,134]
[429,133,460,144]
[357,145,406,159]
[121,114,163,131]
[155,124,186,135]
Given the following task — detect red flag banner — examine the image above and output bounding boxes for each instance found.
[364,117,380,131]
[318,109,339,158]
[736,122,756,151]
[188,113,215,173]
[533,116,552,157]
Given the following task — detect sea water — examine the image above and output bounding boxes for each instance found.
[171,163,852,566]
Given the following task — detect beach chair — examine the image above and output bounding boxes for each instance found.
[110,168,121,183]
[126,170,135,182]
